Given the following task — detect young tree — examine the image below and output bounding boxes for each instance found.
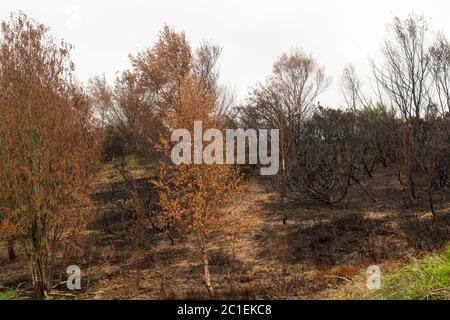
[153,76,240,296]
[340,64,364,110]
[373,14,432,120]
[430,35,450,190]
[240,49,329,223]
[0,12,100,296]
[430,34,450,135]
[372,14,433,208]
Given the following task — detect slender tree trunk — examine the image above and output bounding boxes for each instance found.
[31,256,49,298]
[200,242,214,297]
[428,187,436,216]
[7,239,16,261]
[30,216,52,298]
[409,175,416,199]
[280,127,288,225]
[281,170,287,225]
[402,126,416,208]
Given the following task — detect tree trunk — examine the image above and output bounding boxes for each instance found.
[402,126,416,208]
[201,247,214,297]
[428,188,436,216]
[281,178,287,225]
[30,252,52,298]
[31,257,48,298]
[280,145,288,225]
[7,239,16,261]
[409,175,416,199]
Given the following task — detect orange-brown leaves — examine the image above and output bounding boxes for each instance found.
[153,74,240,236]
[0,12,101,294]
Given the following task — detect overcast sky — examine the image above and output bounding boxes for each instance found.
[1,0,450,106]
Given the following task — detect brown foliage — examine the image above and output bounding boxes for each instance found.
[0,12,101,296]
[153,75,240,297]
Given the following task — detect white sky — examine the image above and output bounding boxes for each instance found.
[1,0,450,106]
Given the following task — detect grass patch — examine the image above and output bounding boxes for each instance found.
[345,246,450,300]
[0,285,20,300]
